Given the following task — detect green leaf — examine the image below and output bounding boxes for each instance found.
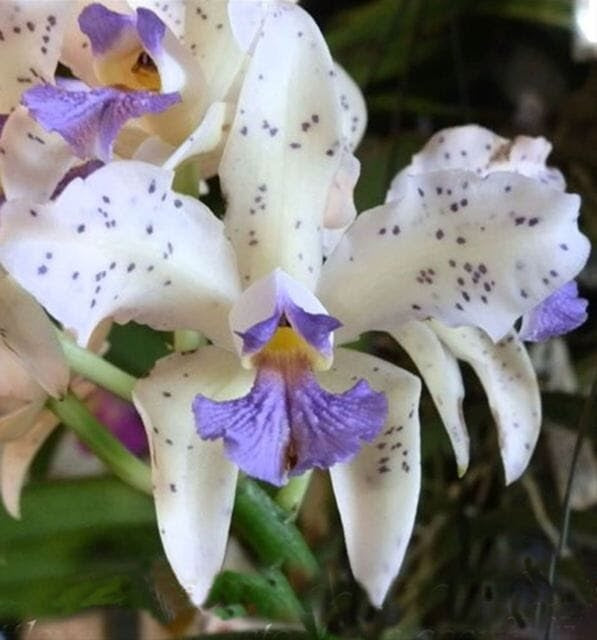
[208,569,304,622]
[233,478,319,580]
[474,0,572,29]
[106,322,170,377]
[0,478,160,618]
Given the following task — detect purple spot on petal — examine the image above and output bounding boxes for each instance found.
[519,281,588,342]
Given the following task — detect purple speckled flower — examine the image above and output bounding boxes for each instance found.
[22,85,180,162]
[520,280,588,342]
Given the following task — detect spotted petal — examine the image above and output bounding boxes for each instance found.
[0,106,77,203]
[0,161,242,348]
[133,346,253,605]
[388,320,468,476]
[318,170,589,344]
[1,410,58,518]
[0,272,69,398]
[220,1,343,290]
[0,1,72,112]
[323,348,421,608]
[431,323,541,484]
[388,125,565,200]
[184,0,246,103]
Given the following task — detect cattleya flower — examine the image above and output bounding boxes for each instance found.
[0,0,250,203]
[0,1,590,612]
[374,125,590,479]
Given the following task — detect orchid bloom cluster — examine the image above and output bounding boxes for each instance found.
[0,0,590,611]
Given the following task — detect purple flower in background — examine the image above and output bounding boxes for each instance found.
[86,388,148,456]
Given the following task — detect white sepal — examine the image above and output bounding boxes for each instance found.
[388,320,469,476]
[432,322,541,484]
[133,346,254,605]
[324,347,421,608]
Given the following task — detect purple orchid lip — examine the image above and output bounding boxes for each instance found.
[78,4,167,59]
[22,84,181,162]
[235,296,342,360]
[520,280,588,342]
[194,364,387,486]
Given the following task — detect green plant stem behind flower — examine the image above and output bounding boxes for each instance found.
[58,331,136,401]
[47,393,152,494]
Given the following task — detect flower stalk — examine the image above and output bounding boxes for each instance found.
[47,393,152,495]
[57,332,136,401]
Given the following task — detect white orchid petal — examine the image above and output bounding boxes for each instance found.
[388,125,565,201]
[0,161,242,348]
[389,320,469,476]
[323,152,360,230]
[0,273,69,398]
[319,171,589,343]
[184,0,246,102]
[0,1,72,112]
[220,2,343,290]
[324,348,421,608]
[1,410,58,518]
[334,63,367,151]
[227,0,268,53]
[133,346,254,606]
[432,322,541,484]
[0,107,77,202]
[162,101,231,172]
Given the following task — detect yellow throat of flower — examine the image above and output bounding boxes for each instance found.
[252,327,330,373]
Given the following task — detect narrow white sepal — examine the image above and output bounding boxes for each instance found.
[388,320,469,476]
[133,346,253,605]
[431,322,541,484]
[324,348,421,608]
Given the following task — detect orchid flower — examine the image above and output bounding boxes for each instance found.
[377,125,589,479]
[0,0,251,204]
[0,1,590,611]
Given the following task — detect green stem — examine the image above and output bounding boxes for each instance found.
[47,393,152,495]
[275,471,312,517]
[173,329,206,352]
[58,332,136,401]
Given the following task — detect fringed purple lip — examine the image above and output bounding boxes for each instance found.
[193,365,387,486]
[236,298,342,359]
[520,280,588,342]
[22,85,181,162]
